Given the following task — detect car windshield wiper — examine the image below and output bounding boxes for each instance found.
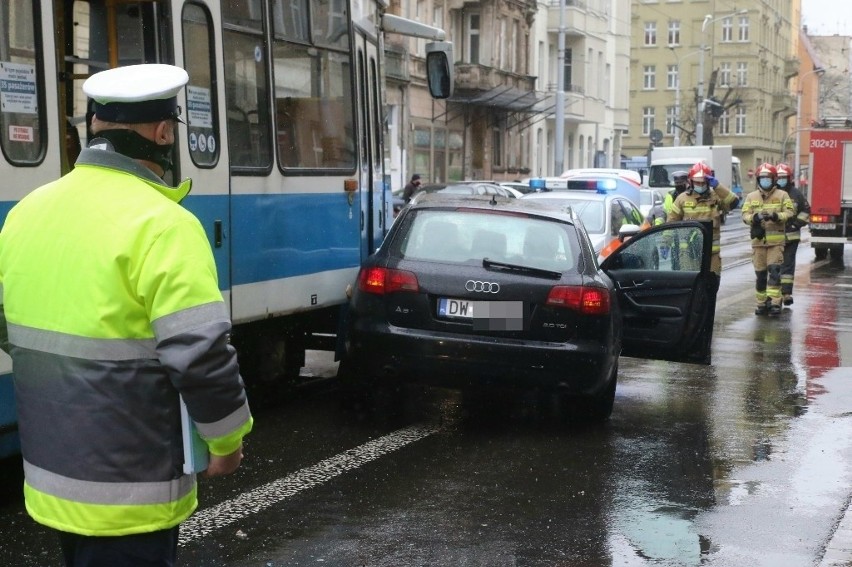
[482,258,562,279]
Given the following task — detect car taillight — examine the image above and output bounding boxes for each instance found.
[546,285,610,315]
[810,214,835,223]
[357,267,419,295]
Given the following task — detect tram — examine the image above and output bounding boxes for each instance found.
[0,0,453,458]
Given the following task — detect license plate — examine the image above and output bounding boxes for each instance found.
[810,223,836,230]
[437,298,525,330]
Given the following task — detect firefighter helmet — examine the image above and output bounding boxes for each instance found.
[687,162,712,183]
[776,163,793,179]
[756,163,777,180]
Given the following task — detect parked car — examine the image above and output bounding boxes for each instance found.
[561,168,645,187]
[499,181,536,195]
[639,188,667,224]
[412,181,517,203]
[529,175,642,207]
[522,189,652,264]
[340,193,717,421]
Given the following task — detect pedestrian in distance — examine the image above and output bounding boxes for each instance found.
[741,163,795,316]
[775,163,811,307]
[663,170,690,217]
[402,173,422,203]
[0,63,253,566]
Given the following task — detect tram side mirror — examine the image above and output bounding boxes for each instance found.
[425,41,454,99]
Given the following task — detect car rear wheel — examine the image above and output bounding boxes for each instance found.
[336,357,407,419]
[562,362,617,423]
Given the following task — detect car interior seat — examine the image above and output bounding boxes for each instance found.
[524,225,561,268]
[473,229,507,261]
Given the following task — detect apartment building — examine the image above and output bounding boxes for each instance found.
[624,0,800,173]
[384,0,631,188]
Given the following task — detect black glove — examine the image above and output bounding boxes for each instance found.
[770,212,779,222]
[752,214,762,226]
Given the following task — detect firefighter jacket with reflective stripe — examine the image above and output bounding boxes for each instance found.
[0,147,252,537]
[783,184,811,241]
[741,187,795,247]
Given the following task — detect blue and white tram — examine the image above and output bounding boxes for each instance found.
[0,0,452,458]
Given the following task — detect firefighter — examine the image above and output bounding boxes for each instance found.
[0,64,253,564]
[741,163,795,316]
[776,163,811,306]
[668,162,730,276]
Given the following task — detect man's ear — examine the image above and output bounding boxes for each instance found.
[154,120,172,145]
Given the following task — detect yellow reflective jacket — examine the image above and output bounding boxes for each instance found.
[0,147,252,536]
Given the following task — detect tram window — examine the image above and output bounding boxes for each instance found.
[272,0,309,43]
[182,3,219,168]
[222,28,272,170]
[0,0,46,166]
[272,42,355,171]
[311,0,349,51]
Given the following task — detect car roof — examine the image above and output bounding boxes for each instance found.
[408,193,580,223]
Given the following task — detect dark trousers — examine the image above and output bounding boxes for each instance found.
[781,237,799,296]
[58,526,179,567]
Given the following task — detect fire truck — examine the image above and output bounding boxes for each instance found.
[807,121,852,260]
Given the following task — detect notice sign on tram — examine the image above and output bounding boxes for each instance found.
[0,62,37,115]
[186,85,213,129]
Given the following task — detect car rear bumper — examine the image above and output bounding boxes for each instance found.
[345,321,618,396]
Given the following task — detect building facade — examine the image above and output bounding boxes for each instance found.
[384,0,631,189]
[624,0,799,174]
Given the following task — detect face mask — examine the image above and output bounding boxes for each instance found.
[92,128,175,174]
[758,178,774,191]
[692,182,708,195]
[777,178,788,188]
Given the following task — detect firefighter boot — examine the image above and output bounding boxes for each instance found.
[768,303,782,316]
[755,301,769,316]
[783,295,794,306]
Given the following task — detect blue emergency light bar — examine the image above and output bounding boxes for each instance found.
[528,177,617,193]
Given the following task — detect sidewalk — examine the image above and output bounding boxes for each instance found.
[820,496,852,566]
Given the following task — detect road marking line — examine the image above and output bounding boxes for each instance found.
[178,423,440,545]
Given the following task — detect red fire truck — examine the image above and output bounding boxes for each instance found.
[808,122,852,260]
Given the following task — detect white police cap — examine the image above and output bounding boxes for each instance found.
[83,64,189,124]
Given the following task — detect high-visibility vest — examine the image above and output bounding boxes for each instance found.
[0,147,252,536]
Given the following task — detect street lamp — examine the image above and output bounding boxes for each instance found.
[794,66,827,180]
[696,9,748,146]
[669,47,708,146]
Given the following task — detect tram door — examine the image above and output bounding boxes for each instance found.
[355,33,386,257]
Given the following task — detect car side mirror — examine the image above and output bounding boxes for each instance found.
[618,223,641,241]
[426,41,454,99]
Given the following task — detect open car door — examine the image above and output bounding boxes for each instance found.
[600,221,717,365]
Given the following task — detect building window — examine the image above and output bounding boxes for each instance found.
[466,12,480,65]
[667,20,680,46]
[721,17,733,42]
[644,22,657,46]
[719,62,731,87]
[666,106,676,135]
[738,16,749,41]
[492,128,503,167]
[736,62,748,86]
[735,107,746,135]
[719,110,730,135]
[642,107,655,136]
[667,65,678,89]
[643,65,656,89]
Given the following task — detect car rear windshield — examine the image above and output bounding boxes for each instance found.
[398,209,579,272]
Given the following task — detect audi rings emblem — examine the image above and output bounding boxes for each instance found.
[465,280,500,293]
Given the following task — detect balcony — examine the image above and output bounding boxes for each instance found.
[384,46,409,82]
[771,92,797,115]
[450,63,544,112]
[784,58,799,79]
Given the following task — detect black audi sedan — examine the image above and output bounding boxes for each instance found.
[340,193,718,421]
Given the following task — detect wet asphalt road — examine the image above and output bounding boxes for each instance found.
[0,222,851,566]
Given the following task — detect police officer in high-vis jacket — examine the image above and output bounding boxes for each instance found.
[0,64,252,565]
[775,163,811,306]
[741,163,796,316]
